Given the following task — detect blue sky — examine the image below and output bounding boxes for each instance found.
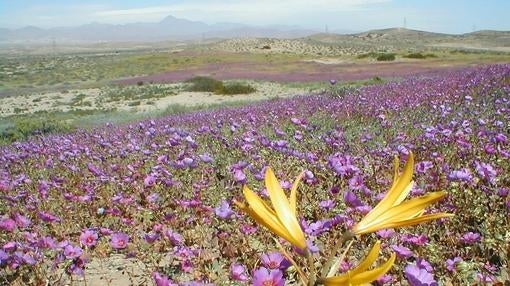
[1,0,509,34]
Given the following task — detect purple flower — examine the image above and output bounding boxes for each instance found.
[152,271,173,286]
[391,245,414,258]
[376,229,395,239]
[475,162,497,183]
[0,250,8,265]
[344,190,363,207]
[415,258,434,272]
[38,236,57,249]
[144,232,160,243]
[13,213,31,228]
[252,267,285,286]
[164,229,184,246]
[144,174,157,187]
[79,230,98,247]
[38,211,61,223]
[64,244,83,259]
[199,153,213,163]
[446,257,463,272]
[3,241,17,252]
[230,263,249,281]
[233,169,246,183]
[348,175,365,190]
[319,199,336,211]
[461,232,481,244]
[214,200,235,219]
[181,259,193,272]
[448,169,473,182]
[416,161,433,173]
[377,274,394,284]
[67,256,88,276]
[0,218,16,232]
[404,264,438,286]
[110,232,129,249]
[261,252,289,270]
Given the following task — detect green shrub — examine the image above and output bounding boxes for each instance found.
[404,52,426,59]
[376,53,396,61]
[217,82,256,95]
[128,100,141,106]
[185,76,224,93]
[0,117,74,143]
[403,52,437,59]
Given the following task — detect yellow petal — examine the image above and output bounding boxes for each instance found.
[358,153,414,225]
[321,252,395,286]
[289,171,304,216]
[243,186,288,235]
[366,191,447,228]
[349,253,396,285]
[349,241,381,276]
[393,181,414,207]
[238,187,304,247]
[241,203,301,246]
[243,185,276,217]
[375,213,455,230]
[265,168,306,249]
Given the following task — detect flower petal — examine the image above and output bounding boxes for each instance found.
[236,190,302,247]
[354,191,447,234]
[320,252,395,285]
[349,241,381,276]
[349,253,396,285]
[289,171,304,216]
[374,213,455,231]
[357,153,414,226]
[265,168,306,249]
[367,191,447,227]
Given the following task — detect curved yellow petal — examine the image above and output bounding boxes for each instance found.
[243,186,289,236]
[289,171,304,216]
[265,168,306,249]
[350,241,381,276]
[366,191,447,227]
[375,213,455,230]
[243,185,277,217]
[393,181,414,207]
[237,188,305,247]
[356,213,454,234]
[349,253,396,285]
[241,203,300,246]
[321,252,395,286]
[358,153,414,225]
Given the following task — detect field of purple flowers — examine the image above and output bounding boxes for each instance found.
[0,64,509,285]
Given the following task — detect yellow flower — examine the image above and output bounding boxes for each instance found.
[352,152,454,235]
[234,168,307,250]
[320,241,395,285]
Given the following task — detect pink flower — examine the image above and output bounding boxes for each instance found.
[0,218,16,232]
[79,230,98,247]
[252,267,284,286]
[64,244,83,259]
[230,263,249,281]
[152,271,175,286]
[110,232,129,249]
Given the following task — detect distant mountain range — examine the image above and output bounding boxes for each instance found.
[0,15,334,43]
[1,15,508,47]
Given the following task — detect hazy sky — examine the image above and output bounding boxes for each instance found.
[1,0,509,34]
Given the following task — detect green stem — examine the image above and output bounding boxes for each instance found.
[306,250,316,286]
[319,231,355,279]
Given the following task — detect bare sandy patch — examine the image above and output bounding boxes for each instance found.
[0,82,305,117]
